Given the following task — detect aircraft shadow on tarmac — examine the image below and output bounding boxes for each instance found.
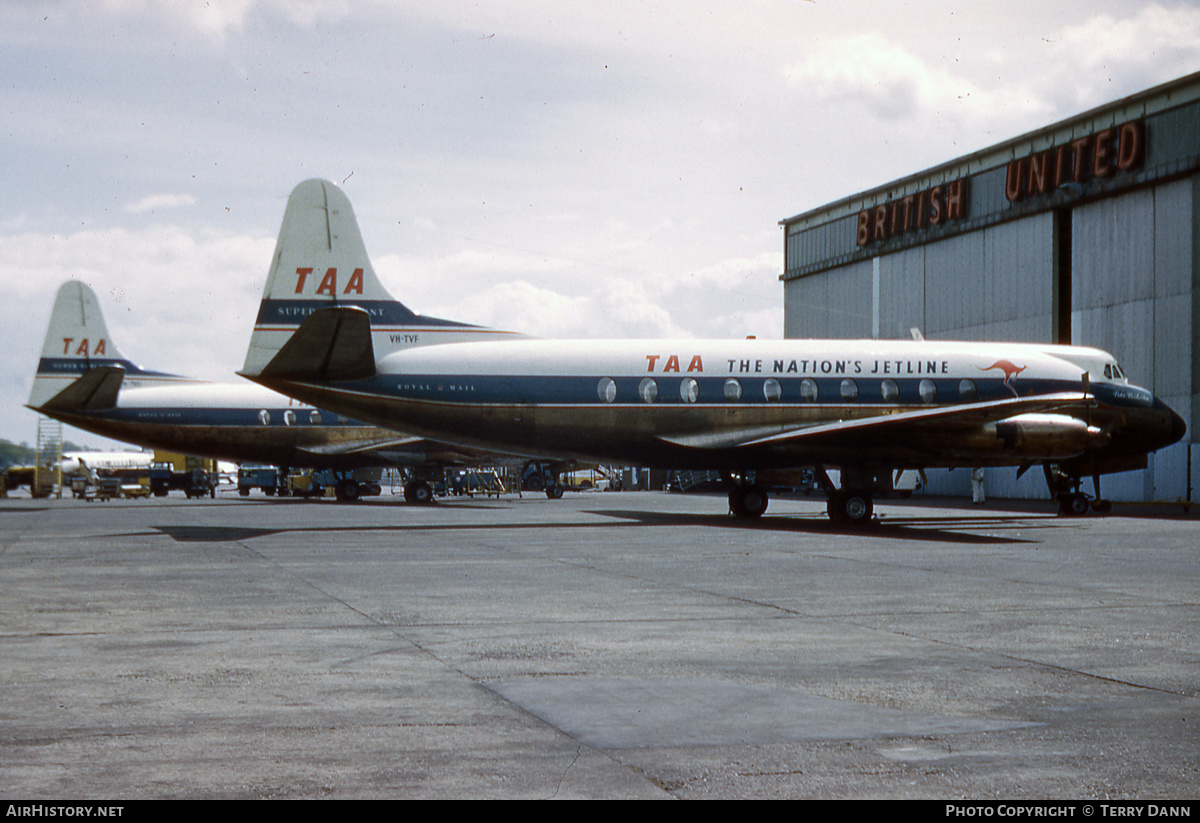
[150,507,1048,546]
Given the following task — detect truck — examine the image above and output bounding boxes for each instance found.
[149,452,216,498]
[238,466,383,501]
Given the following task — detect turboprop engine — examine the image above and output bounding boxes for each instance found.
[968,413,1111,460]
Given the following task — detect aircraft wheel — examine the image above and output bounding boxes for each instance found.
[829,490,873,526]
[407,481,434,505]
[1059,493,1090,516]
[729,484,768,518]
[546,485,564,499]
[337,479,360,502]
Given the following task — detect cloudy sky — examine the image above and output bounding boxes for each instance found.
[4,0,1200,449]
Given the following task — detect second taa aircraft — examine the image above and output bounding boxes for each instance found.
[240,179,1186,524]
[27,280,543,502]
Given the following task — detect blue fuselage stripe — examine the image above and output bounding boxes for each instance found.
[330,373,1150,408]
[255,299,479,329]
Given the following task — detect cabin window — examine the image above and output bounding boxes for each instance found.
[258,410,271,426]
[597,377,617,403]
[840,378,858,401]
[724,378,742,402]
[309,410,322,425]
[800,378,818,402]
[919,379,937,404]
[763,378,781,402]
[680,377,699,403]
[638,377,658,404]
[958,379,977,402]
[880,379,898,402]
[283,410,296,426]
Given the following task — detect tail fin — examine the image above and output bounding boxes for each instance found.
[242,179,518,378]
[27,281,174,410]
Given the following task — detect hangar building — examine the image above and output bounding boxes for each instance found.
[779,72,1200,503]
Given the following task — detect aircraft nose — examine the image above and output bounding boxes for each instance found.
[1168,405,1187,446]
[1150,397,1188,450]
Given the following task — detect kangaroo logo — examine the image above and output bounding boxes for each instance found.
[982,360,1026,397]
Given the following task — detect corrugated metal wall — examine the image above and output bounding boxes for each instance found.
[1070,178,1195,502]
[783,259,872,339]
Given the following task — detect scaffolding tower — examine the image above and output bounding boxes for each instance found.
[34,417,63,499]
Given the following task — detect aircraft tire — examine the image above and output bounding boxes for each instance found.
[407,481,434,505]
[546,485,564,499]
[729,484,768,518]
[1059,493,1090,516]
[337,479,360,502]
[829,490,873,526]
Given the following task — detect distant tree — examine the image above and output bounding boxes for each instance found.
[0,439,35,469]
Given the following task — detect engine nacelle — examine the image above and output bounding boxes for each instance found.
[941,413,1111,461]
[986,413,1110,459]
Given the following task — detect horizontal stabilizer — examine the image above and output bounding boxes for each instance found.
[257,306,376,382]
[37,366,126,413]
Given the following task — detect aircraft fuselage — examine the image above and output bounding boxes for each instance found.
[259,336,1185,474]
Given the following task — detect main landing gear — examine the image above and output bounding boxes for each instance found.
[403,479,435,504]
[728,482,768,518]
[825,489,874,526]
[403,466,443,505]
[725,469,879,527]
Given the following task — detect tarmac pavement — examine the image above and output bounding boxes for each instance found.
[1,489,1196,799]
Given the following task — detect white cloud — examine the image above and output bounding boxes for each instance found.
[781,3,1200,141]
[1049,4,1200,105]
[98,0,350,40]
[123,193,198,214]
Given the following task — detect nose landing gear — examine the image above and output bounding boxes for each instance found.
[1045,464,1112,516]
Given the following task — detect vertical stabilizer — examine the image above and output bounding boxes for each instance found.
[28,281,188,411]
[243,179,518,378]
[28,282,136,410]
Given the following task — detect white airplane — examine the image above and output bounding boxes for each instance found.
[240,179,1187,524]
[60,451,154,476]
[27,280,543,502]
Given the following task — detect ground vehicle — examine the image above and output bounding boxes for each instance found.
[149,453,216,498]
[238,465,280,496]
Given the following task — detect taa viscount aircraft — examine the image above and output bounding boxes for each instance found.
[27,280,558,502]
[240,179,1186,524]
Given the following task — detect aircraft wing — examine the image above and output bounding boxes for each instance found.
[34,366,126,413]
[656,391,1092,450]
[293,435,509,468]
[293,435,428,457]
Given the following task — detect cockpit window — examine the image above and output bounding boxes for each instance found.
[1103,363,1127,381]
